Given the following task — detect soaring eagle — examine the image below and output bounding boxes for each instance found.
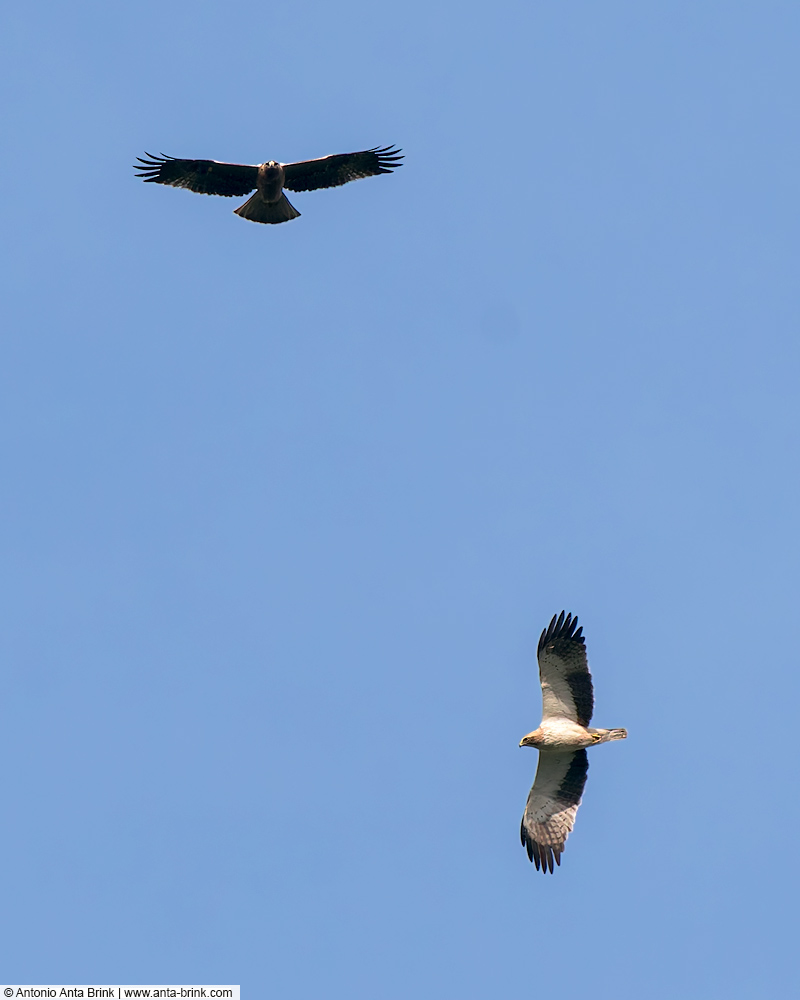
[519,612,627,873]
[133,145,403,224]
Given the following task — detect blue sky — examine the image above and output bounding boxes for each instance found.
[2,1,799,995]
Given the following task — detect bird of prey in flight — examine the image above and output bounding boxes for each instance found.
[519,612,627,873]
[133,145,403,224]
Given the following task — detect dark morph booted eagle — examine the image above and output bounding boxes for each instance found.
[133,145,403,224]
[519,612,627,873]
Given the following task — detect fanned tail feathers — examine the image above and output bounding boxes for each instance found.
[590,728,628,743]
[234,192,300,224]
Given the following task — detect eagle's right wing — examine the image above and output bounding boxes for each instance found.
[134,154,258,197]
[520,749,589,873]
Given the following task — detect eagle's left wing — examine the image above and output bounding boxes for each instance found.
[538,611,594,727]
[282,145,403,192]
[520,749,589,873]
[134,154,259,197]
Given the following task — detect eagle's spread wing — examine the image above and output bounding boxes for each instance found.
[134,154,258,197]
[520,749,589,873]
[282,145,403,192]
[537,611,594,727]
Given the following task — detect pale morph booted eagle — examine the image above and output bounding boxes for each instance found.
[133,146,403,224]
[519,612,627,873]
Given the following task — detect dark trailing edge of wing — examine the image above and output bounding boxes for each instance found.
[555,749,589,806]
[537,610,584,656]
[566,671,594,727]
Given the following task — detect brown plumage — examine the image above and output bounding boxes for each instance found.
[133,146,403,224]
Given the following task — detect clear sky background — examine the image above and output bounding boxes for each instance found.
[2,1,799,996]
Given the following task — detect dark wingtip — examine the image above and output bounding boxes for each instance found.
[134,152,164,178]
[538,610,584,655]
[372,144,404,173]
[521,824,562,874]
[133,152,180,181]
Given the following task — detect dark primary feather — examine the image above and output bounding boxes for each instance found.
[283,145,403,192]
[537,610,584,657]
[521,837,560,874]
[133,154,258,197]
